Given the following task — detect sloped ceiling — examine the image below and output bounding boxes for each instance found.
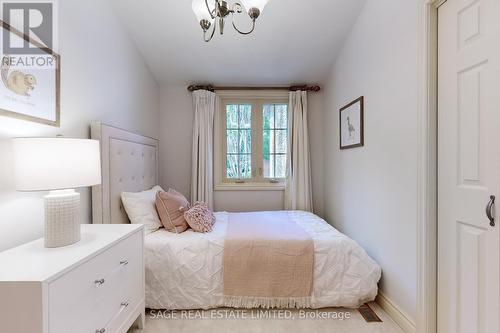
[110,0,366,86]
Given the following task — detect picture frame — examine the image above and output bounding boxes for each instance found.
[0,20,60,127]
[339,96,364,150]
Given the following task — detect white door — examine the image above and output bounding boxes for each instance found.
[438,0,500,332]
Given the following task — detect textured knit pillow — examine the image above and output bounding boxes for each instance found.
[183,202,215,233]
[155,190,189,233]
[121,185,164,234]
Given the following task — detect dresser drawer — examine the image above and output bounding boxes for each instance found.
[92,248,143,333]
[94,296,142,333]
[48,230,143,333]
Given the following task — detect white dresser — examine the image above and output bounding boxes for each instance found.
[0,224,145,333]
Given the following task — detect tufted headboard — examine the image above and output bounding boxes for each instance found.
[91,122,159,224]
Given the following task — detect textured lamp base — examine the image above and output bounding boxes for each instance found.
[44,189,81,248]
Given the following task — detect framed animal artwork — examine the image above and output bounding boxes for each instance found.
[0,21,60,127]
[339,96,364,150]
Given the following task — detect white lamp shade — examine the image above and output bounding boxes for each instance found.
[13,138,102,191]
[192,0,214,22]
[240,0,269,12]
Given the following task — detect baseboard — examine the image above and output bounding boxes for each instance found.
[376,292,416,333]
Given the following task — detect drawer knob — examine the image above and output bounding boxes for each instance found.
[94,278,105,286]
[121,301,130,307]
[120,260,129,266]
[95,329,105,333]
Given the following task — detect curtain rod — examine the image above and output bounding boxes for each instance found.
[187,85,321,92]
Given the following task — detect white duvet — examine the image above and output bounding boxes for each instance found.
[145,211,381,310]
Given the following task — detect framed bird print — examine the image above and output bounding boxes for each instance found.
[0,21,60,127]
[340,96,364,150]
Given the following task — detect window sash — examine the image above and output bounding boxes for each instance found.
[216,94,289,188]
[262,103,288,179]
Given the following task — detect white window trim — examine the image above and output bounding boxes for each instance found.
[214,90,289,191]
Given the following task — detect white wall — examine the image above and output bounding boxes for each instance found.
[322,0,418,322]
[0,0,160,252]
[159,85,324,216]
[158,86,192,198]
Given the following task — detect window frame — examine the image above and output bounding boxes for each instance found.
[214,90,289,191]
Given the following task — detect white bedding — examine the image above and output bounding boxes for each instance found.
[144,211,381,310]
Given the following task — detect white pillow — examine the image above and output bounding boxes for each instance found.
[121,185,164,234]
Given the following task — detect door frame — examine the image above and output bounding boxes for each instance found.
[417,1,443,333]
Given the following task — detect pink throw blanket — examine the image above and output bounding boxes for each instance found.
[223,212,314,308]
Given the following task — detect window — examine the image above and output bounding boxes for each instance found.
[225,104,252,179]
[263,104,288,179]
[215,92,288,190]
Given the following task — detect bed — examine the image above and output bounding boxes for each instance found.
[91,122,381,310]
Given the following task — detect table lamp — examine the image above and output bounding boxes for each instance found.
[13,138,101,248]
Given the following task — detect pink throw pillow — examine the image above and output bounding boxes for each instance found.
[155,190,190,233]
[168,188,186,198]
[183,202,215,233]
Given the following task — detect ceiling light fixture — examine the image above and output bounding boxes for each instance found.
[192,0,269,42]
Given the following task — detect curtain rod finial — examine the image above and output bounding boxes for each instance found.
[290,85,321,92]
[188,85,215,92]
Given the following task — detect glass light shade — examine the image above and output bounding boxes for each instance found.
[13,138,102,191]
[240,0,269,12]
[192,0,214,22]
